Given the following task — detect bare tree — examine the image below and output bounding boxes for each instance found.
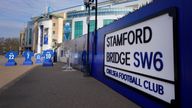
[0,37,19,54]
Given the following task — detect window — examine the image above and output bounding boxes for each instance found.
[29,28,32,44]
[74,21,83,38]
[53,23,56,26]
[89,20,95,32]
[61,50,64,57]
[44,28,49,45]
[103,19,114,26]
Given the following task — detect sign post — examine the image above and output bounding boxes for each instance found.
[5,50,18,66]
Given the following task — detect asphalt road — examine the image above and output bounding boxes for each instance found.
[0,63,140,108]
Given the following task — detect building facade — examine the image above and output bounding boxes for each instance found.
[138,0,153,7]
[21,0,153,56]
[36,13,65,53]
[63,0,139,40]
[19,30,26,55]
[25,21,33,50]
[58,0,141,62]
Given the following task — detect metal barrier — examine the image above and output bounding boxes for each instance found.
[61,0,192,107]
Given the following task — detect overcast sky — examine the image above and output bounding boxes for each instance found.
[0,0,106,38]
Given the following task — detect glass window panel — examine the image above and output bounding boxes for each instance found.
[74,21,83,39]
[103,19,114,26]
[89,20,95,32]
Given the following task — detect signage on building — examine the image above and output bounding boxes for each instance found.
[44,34,48,44]
[64,21,71,41]
[104,10,177,104]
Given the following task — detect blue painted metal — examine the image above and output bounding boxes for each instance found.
[22,50,34,65]
[89,0,192,107]
[42,50,54,67]
[35,53,42,64]
[4,50,18,66]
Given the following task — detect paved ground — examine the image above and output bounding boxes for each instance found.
[0,63,140,108]
[0,55,26,66]
[0,56,36,91]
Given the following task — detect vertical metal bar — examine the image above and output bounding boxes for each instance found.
[86,5,90,75]
[95,0,97,54]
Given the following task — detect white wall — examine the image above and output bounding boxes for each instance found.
[51,6,85,14]
[37,20,53,53]
[111,0,139,9]
[37,26,41,53]
[57,18,64,43]
[138,0,153,7]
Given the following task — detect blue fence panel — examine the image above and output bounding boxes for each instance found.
[90,0,192,108]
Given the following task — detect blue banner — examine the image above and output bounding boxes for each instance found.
[44,34,48,44]
[64,21,71,41]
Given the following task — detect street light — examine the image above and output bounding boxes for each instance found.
[84,0,94,6]
[83,0,97,76]
[84,0,92,76]
[95,0,97,55]
[88,0,98,55]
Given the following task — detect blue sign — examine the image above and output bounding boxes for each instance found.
[35,54,42,64]
[64,22,71,41]
[22,50,34,65]
[5,50,18,66]
[42,50,54,66]
[40,25,43,47]
[44,35,48,45]
[35,53,42,64]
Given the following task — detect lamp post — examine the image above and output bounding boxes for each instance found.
[84,0,97,76]
[84,0,92,76]
[95,0,97,54]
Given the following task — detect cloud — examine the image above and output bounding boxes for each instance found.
[0,20,25,38]
[0,20,25,29]
[0,0,107,38]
